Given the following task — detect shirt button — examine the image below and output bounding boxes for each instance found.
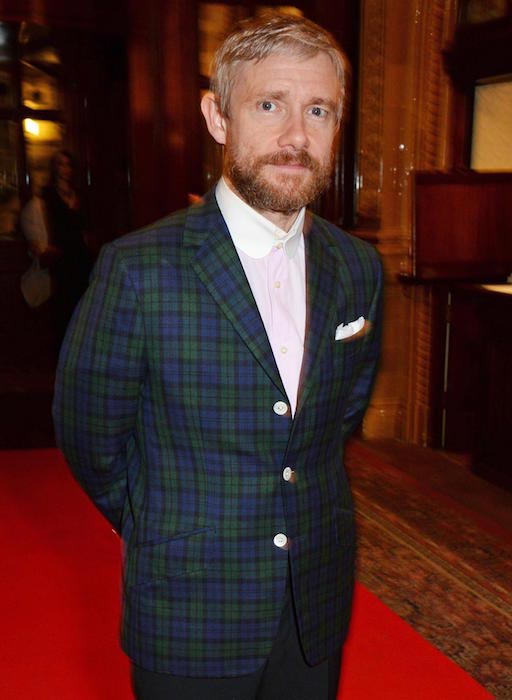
[282,467,295,482]
[280,346,287,354]
[273,401,288,416]
[273,533,288,548]
[274,281,281,288]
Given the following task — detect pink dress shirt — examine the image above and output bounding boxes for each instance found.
[216,178,306,416]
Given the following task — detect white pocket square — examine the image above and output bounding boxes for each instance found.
[335,316,365,341]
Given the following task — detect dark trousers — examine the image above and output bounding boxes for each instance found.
[132,582,342,700]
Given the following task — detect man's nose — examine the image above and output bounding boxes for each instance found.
[277,110,310,150]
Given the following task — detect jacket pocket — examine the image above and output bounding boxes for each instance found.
[127,526,216,588]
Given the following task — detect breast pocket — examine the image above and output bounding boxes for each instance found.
[333,332,368,386]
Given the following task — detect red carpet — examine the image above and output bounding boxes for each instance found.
[0,449,493,699]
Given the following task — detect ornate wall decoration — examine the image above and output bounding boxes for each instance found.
[357,0,458,443]
[405,0,458,444]
[413,0,458,170]
[356,0,386,227]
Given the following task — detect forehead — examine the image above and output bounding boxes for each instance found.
[232,51,339,102]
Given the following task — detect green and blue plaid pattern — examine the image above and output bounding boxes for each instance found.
[53,191,382,677]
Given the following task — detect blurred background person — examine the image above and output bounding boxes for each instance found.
[0,184,31,370]
[42,150,91,344]
[0,185,21,242]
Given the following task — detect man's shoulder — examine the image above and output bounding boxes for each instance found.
[310,212,381,265]
[105,193,219,260]
[111,209,188,253]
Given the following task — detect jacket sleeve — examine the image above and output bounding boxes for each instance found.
[341,247,383,440]
[53,243,145,531]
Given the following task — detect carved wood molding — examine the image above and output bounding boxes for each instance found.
[356,0,386,226]
[404,284,436,445]
[413,0,458,170]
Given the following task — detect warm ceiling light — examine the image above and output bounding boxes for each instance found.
[23,118,40,136]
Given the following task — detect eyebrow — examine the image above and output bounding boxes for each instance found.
[253,91,288,102]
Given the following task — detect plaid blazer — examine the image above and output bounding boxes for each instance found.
[53,190,382,678]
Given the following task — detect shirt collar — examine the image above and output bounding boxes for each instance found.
[215,177,304,259]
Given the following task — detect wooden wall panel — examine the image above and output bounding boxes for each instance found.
[0,0,126,32]
[127,0,202,227]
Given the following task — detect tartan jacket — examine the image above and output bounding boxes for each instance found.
[53,189,383,678]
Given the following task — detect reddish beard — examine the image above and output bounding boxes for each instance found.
[225,147,334,215]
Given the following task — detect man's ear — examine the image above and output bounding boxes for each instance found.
[201,92,227,145]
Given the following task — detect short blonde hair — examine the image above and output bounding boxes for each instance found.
[210,13,349,125]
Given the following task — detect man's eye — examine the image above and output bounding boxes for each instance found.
[260,101,277,112]
[310,106,327,118]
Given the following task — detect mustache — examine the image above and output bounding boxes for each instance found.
[257,150,316,169]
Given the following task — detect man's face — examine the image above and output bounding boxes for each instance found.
[204,51,340,224]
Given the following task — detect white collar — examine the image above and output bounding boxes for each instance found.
[215,177,304,259]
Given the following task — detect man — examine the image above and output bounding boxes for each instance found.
[53,13,382,700]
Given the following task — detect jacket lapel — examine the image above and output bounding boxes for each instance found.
[185,197,286,396]
[296,215,347,416]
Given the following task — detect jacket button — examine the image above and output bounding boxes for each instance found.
[273,533,288,548]
[273,401,288,416]
[282,467,295,482]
